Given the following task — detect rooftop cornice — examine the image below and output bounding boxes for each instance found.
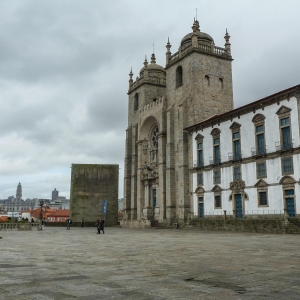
[184,84,300,132]
[166,44,233,69]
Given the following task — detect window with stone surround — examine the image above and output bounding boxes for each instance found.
[255,179,269,207]
[282,157,293,175]
[176,66,183,88]
[151,126,159,148]
[233,166,241,181]
[258,191,268,206]
[215,195,222,208]
[213,169,221,184]
[134,93,139,110]
[276,106,292,150]
[252,114,266,155]
[256,161,267,178]
[197,172,203,185]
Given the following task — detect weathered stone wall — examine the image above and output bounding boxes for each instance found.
[70,164,119,226]
[119,219,151,228]
[186,218,300,234]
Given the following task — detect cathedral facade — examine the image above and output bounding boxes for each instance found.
[122,20,234,227]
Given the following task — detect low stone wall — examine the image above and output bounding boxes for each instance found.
[45,222,106,228]
[0,222,39,231]
[185,218,295,234]
[120,219,151,229]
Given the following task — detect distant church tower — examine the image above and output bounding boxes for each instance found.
[16,182,22,202]
[123,19,233,227]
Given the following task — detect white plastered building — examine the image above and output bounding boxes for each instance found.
[185,85,300,219]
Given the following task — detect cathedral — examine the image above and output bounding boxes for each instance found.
[122,19,234,227]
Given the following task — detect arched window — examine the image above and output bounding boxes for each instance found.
[134,93,139,110]
[152,126,159,148]
[219,78,223,89]
[176,66,183,88]
[205,75,210,86]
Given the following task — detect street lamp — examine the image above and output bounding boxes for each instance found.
[39,200,44,230]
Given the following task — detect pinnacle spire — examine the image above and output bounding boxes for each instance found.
[144,55,148,67]
[151,53,156,64]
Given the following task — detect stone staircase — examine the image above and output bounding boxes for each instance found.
[287,218,300,234]
[151,220,174,229]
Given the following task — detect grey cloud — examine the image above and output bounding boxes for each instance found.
[0,0,300,199]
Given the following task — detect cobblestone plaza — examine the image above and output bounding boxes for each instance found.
[0,227,300,299]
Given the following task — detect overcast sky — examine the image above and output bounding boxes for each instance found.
[0,0,299,200]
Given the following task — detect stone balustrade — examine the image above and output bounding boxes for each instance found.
[0,222,39,231]
[168,44,229,65]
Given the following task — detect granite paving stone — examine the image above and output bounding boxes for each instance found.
[0,227,299,299]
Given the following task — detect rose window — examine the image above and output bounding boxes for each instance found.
[152,126,159,148]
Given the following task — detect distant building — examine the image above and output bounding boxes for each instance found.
[16,182,22,202]
[70,164,119,226]
[52,188,59,201]
[118,198,124,212]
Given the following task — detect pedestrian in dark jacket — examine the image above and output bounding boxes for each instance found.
[99,219,105,234]
[95,219,100,234]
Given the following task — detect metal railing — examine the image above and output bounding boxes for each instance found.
[251,147,268,156]
[195,210,284,220]
[228,152,243,160]
[193,160,204,168]
[209,157,221,164]
[275,142,294,151]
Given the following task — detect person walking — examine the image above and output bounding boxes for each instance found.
[81,219,84,228]
[99,219,105,234]
[66,218,72,230]
[95,219,100,234]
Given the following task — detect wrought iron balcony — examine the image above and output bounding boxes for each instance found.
[251,147,268,156]
[275,142,294,151]
[209,157,221,164]
[193,160,204,168]
[228,152,242,160]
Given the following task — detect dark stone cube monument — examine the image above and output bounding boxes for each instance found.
[70,164,119,226]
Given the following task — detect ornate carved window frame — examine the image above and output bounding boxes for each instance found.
[252,114,266,155]
[254,179,269,207]
[276,105,292,149]
[280,176,296,215]
[230,122,241,159]
[212,185,222,209]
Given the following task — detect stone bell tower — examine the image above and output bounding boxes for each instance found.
[164,19,234,222]
[123,19,234,227]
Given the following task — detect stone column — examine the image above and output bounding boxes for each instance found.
[158,131,166,222]
[124,128,132,220]
[166,106,176,224]
[136,140,144,221]
[130,125,138,220]
[143,180,152,219]
[177,102,190,222]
